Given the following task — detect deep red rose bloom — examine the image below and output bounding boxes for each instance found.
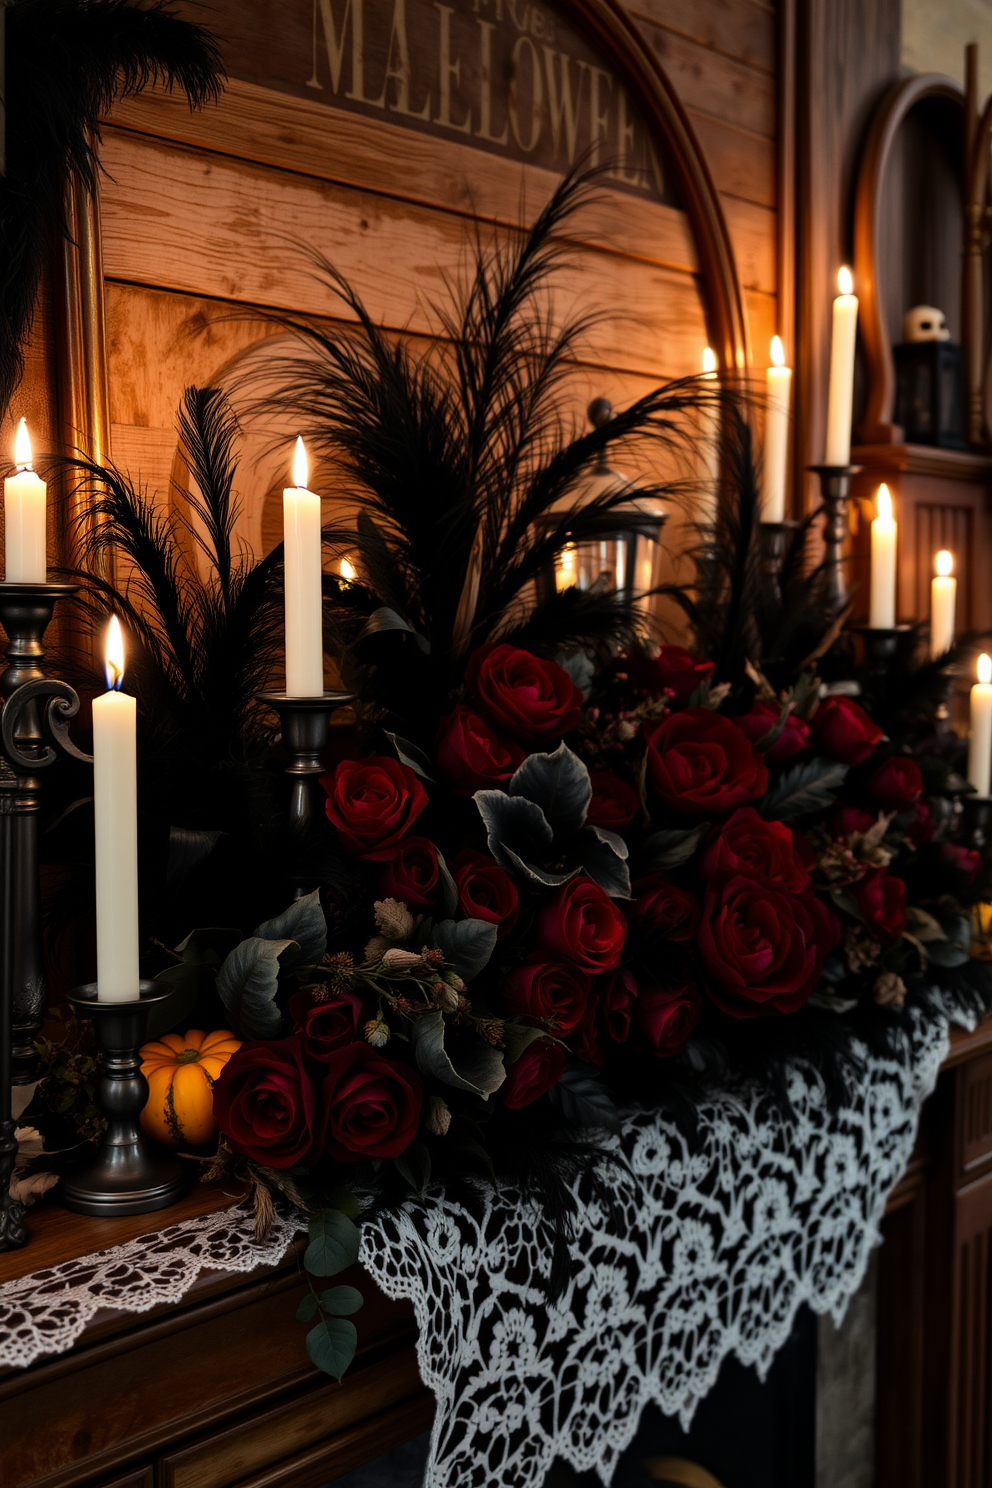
[536,878,627,972]
[500,954,592,1034]
[700,874,834,1017]
[629,874,700,943]
[831,803,876,838]
[322,756,427,859]
[501,1038,566,1108]
[602,966,640,1044]
[637,981,702,1055]
[853,869,906,941]
[379,836,440,910]
[941,842,982,881]
[465,643,583,744]
[701,807,810,892]
[449,849,520,938]
[435,706,525,795]
[646,709,769,818]
[733,701,810,768]
[809,696,883,766]
[289,989,364,1062]
[866,756,924,813]
[620,646,714,708]
[212,1038,320,1169]
[571,1000,606,1065]
[907,801,935,847]
[586,769,640,830]
[320,1044,423,1163]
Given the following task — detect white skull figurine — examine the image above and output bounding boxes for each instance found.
[902,305,950,343]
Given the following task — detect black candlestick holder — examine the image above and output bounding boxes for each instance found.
[759,519,800,604]
[258,690,356,832]
[850,624,913,678]
[61,982,187,1217]
[961,795,992,854]
[808,464,862,613]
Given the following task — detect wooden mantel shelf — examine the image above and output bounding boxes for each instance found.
[852,442,992,483]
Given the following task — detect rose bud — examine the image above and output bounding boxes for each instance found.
[700,873,836,1017]
[853,868,906,941]
[501,1038,567,1108]
[645,708,768,817]
[809,695,883,766]
[289,988,364,1061]
[628,876,700,943]
[322,756,427,859]
[865,756,923,814]
[465,643,583,744]
[320,1044,424,1162]
[535,878,627,973]
[212,1038,321,1169]
[436,706,525,795]
[449,849,520,938]
[636,981,702,1056]
[379,837,441,910]
[586,770,640,830]
[701,807,810,892]
[732,701,810,768]
[830,804,876,839]
[500,954,592,1034]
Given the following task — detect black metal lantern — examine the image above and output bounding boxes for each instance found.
[893,339,966,448]
[535,398,667,607]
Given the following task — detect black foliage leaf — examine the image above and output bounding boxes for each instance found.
[549,1065,621,1135]
[759,759,848,821]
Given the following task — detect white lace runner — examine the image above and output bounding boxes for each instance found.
[0,1203,301,1369]
[360,1006,959,1488]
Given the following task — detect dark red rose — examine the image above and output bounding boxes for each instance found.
[809,696,883,766]
[733,702,810,768]
[379,836,440,910]
[465,643,583,744]
[535,878,627,973]
[701,807,809,892]
[700,874,834,1017]
[636,981,702,1055]
[289,988,364,1062]
[941,842,982,882]
[586,770,640,830]
[620,646,714,708]
[501,1038,566,1108]
[322,756,428,859]
[500,954,592,1034]
[449,849,520,938]
[436,706,525,795]
[320,1044,423,1162]
[602,966,640,1044]
[646,709,768,817]
[866,756,923,813]
[906,801,935,847]
[831,803,876,838]
[212,1038,319,1169]
[571,1000,606,1065]
[629,875,700,943]
[853,869,906,941]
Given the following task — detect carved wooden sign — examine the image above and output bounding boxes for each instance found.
[216,0,676,204]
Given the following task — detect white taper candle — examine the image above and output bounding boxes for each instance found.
[762,336,792,522]
[825,267,859,467]
[930,550,956,658]
[869,483,897,629]
[969,653,992,798]
[4,418,47,583]
[93,617,140,1002]
[283,437,325,697]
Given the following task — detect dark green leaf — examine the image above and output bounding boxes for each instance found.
[318,1285,364,1316]
[144,961,207,1039]
[296,1293,318,1322]
[502,1023,550,1063]
[570,827,631,898]
[430,918,498,982]
[759,759,848,821]
[473,790,553,869]
[410,1009,505,1095]
[304,1208,360,1277]
[509,743,592,837]
[435,850,459,919]
[215,936,293,1040]
[754,700,791,752]
[173,926,243,966]
[324,1186,361,1221]
[501,845,581,888]
[828,887,862,921]
[926,940,970,968]
[640,824,709,871]
[393,1139,431,1196]
[254,890,327,965]
[385,731,436,781]
[306,1317,357,1381]
[549,1066,621,1135]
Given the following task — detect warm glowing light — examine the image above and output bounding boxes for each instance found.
[13,417,32,470]
[555,545,577,593]
[770,335,785,368]
[876,483,893,522]
[291,436,309,490]
[339,556,356,582]
[936,549,954,578]
[980,654,992,686]
[701,346,717,375]
[105,616,125,691]
[838,265,854,296]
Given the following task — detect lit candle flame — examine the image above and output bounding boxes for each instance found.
[979,653,992,686]
[556,544,577,592]
[13,417,32,470]
[770,335,785,368]
[701,347,717,375]
[936,549,954,578]
[105,615,125,691]
[876,483,893,522]
[292,436,309,490]
[339,556,356,582]
[838,265,854,296]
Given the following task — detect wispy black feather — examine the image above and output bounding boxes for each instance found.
[0,0,222,412]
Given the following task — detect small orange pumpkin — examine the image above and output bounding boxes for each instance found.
[140,1029,242,1147]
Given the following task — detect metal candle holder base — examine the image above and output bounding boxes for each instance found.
[962,796,992,853]
[61,982,187,1218]
[759,519,800,603]
[808,464,862,613]
[258,690,355,832]
[851,624,913,675]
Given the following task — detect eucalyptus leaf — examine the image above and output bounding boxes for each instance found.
[473,790,554,869]
[306,1317,358,1381]
[254,889,327,966]
[430,918,498,982]
[640,824,709,871]
[296,1293,318,1322]
[509,743,591,837]
[385,731,436,781]
[304,1208,360,1277]
[410,1009,505,1096]
[215,936,294,1040]
[318,1285,364,1316]
[759,759,848,821]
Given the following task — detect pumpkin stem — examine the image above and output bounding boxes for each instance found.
[176,1048,201,1063]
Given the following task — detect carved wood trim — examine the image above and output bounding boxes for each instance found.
[852,74,965,447]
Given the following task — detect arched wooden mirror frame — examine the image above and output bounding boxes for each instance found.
[853,73,965,448]
[55,0,751,564]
